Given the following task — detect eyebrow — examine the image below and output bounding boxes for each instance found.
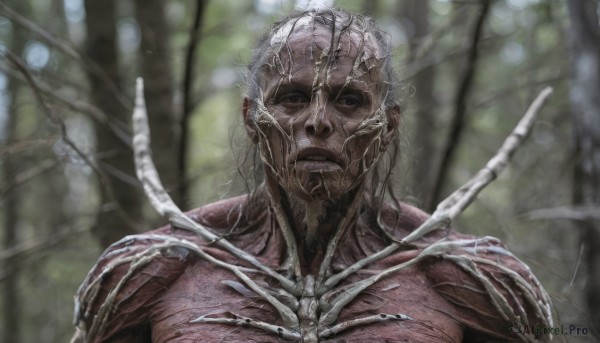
[269,82,312,99]
[277,78,371,94]
[265,65,377,101]
[326,78,372,96]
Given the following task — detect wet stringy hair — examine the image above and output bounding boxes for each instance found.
[233,8,404,237]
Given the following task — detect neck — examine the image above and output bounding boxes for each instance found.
[281,189,362,275]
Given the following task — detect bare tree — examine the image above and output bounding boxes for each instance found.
[566,0,600,337]
[180,0,208,209]
[134,0,182,208]
[1,2,30,341]
[406,0,438,207]
[84,0,142,247]
[429,0,491,211]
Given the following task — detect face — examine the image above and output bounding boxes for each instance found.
[245,19,399,202]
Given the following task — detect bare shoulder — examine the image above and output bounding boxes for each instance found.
[72,195,250,343]
[421,229,553,341]
[186,194,250,231]
[73,230,204,342]
[380,202,552,341]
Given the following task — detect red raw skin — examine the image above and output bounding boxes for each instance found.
[76,195,548,343]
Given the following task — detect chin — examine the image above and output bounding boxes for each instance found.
[287,177,354,202]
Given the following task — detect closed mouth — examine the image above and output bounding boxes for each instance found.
[303,156,328,161]
[296,148,341,164]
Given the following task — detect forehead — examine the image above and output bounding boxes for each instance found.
[270,14,383,57]
[262,14,386,85]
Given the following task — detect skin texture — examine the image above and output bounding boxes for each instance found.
[73,9,551,343]
[241,22,400,266]
[75,196,547,343]
[245,24,398,205]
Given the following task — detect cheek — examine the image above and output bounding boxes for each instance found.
[253,108,295,167]
[344,130,384,175]
[259,129,285,165]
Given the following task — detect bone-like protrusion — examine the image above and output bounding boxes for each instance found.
[319,239,442,326]
[320,87,554,294]
[315,184,364,288]
[132,79,299,327]
[129,76,554,340]
[401,87,554,244]
[191,312,301,341]
[321,237,553,334]
[319,313,412,339]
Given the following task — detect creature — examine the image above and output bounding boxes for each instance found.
[72,9,553,343]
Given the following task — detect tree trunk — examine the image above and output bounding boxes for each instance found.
[428,1,491,211]
[2,2,29,341]
[406,0,437,208]
[134,0,182,208]
[180,0,208,210]
[566,0,600,336]
[84,0,142,247]
[2,89,21,343]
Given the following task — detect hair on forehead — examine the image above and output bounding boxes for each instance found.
[246,8,400,111]
[268,9,374,46]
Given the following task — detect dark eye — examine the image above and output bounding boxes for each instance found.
[279,92,309,108]
[336,94,362,110]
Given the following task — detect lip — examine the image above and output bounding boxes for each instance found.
[295,147,342,165]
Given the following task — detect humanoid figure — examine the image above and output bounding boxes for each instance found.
[73,8,552,343]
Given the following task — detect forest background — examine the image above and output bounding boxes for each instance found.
[0,0,598,342]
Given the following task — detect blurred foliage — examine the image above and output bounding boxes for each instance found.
[0,0,591,342]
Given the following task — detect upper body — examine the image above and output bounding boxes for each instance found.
[73,193,550,343]
[73,8,552,343]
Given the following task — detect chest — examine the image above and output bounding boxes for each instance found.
[149,259,464,343]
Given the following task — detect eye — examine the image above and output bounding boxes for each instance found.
[278,92,309,108]
[335,93,363,110]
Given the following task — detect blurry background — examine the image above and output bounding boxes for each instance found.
[0,0,598,342]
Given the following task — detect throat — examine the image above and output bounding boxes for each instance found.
[284,193,357,274]
[301,200,329,271]
[304,200,323,249]
[268,180,364,276]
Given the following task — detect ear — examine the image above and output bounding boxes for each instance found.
[382,104,400,148]
[243,96,259,144]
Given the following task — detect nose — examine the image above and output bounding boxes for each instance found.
[305,105,333,137]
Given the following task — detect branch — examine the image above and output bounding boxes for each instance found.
[405,87,554,241]
[4,50,144,232]
[405,3,471,66]
[319,313,412,338]
[191,312,301,341]
[0,63,132,148]
[0,2,132,111]
[525,206,600,221]
[428,0,491,211]
[321,237,552,337]
[320,87,554,293]
[0,227,86,266]
[132,78,299,294]
[0,158,58,200]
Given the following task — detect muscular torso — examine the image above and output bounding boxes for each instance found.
[74,196,547,342]
[151,244,462,342]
